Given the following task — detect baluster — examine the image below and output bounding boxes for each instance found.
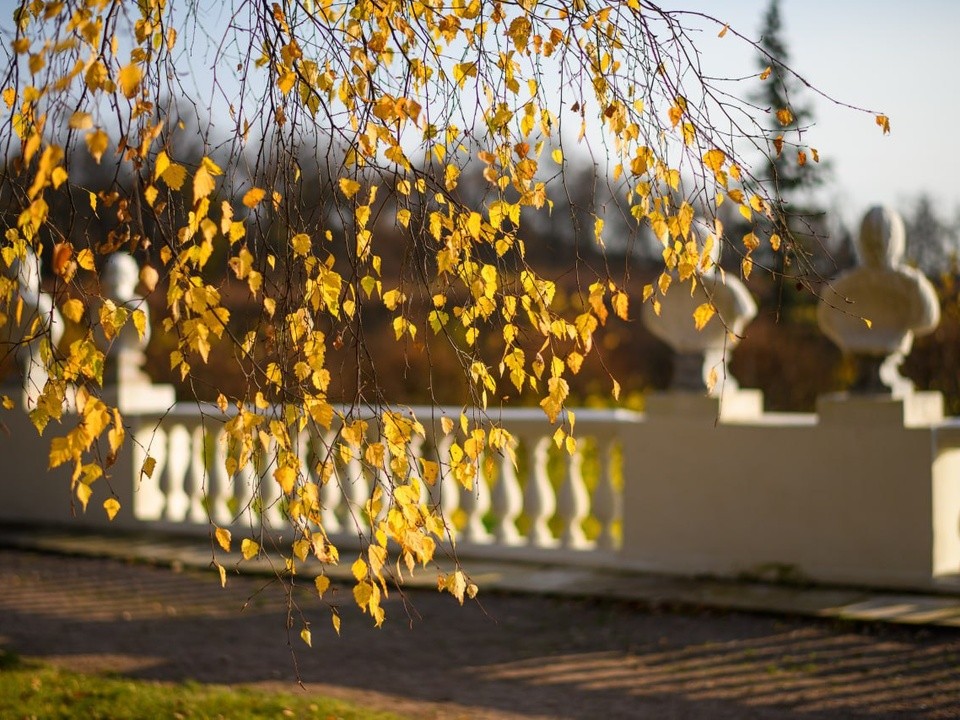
[342,447,369,531]
[557,439,589,549]
[369,435,391,529]
[161,425,191,521]
[295,429,317,530]
[260,437,284,527]
[406,434,425,495]
[524,435,557,547]
[317,431,342,534]
[460,454,491,544]
[491,440,522,545]
[210,428,235,526]
[432,433,459,542]
[232,456,260,526]
[133,425,167,521]
[593,437,621,551]
[187,424,208,524]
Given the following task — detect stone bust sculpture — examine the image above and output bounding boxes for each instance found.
[817,206,939,394]
[642,221,757,393]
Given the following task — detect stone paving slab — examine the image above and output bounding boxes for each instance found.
[2,524,960,629]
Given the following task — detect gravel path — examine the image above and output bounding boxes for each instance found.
[1,549,959,719]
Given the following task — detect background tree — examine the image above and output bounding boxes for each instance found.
[902,194,958,276]
[749,0,836,281]
[0,0,885,630]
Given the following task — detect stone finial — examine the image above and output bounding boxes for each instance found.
[817,206,940,395]
[2,246,63,406]
[95,252,150,385]
[642,221,757,393]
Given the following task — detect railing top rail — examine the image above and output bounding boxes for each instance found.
[132,401,643,429]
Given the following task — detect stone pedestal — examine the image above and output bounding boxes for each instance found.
[817,392,944,428]
[645,388,764,421]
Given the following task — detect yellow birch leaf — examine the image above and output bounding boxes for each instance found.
[216,562,227,588]
[76,248,95,271]
[300,628,312,647]
[76,482,92,511]
[315,575,330,597]
[61,298,84,323]
[118,63,142,98]
[274,465,296,494]
[68,111,93,130]
[241,538,260,560]
[706,366,719,394]
[242,187,266,208]
[85,128,108,163]
[338,178,361,198]
[155,150,170,179]
[551,148,563,164]
[420,458,439,486]
[141,455,156,478]
[103,498,120,521]
[352,557,368,581]
[161,163,186,190]
[776,108,794,126]
[291,233,310,256]
[332,613,341,635]
[51,166,67,189]
[215,526,232,552]
[773,135,784,157]
[760,66,771,80]
[466,212,482,240]
[139,265,159,292]
[278,70,295,95]
[1,396,13,410]
[612,291,629,320]
[876,114,890,134]
[693,302,715,330]
[193,165,215,202]
[453,61,477,88]
[131,309,146,340]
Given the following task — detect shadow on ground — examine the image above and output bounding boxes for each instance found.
[1,550,958,719]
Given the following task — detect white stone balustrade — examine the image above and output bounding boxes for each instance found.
[60,404,632,562]
[4,218,960,593]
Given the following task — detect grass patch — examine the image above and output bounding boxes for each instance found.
[0,648,406,720]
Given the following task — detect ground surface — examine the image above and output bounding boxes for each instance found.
[1,549,959,719]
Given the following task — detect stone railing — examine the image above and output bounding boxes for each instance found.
[125,404,636,566]
[4,205,960,592]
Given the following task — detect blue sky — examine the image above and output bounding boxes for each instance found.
[668,1,960,225]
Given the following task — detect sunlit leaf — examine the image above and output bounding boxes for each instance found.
[215,527,232,552]
[118,63,142,98]
[103,498,120,521]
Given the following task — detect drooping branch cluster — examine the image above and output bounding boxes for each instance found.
[0,0,883,631]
